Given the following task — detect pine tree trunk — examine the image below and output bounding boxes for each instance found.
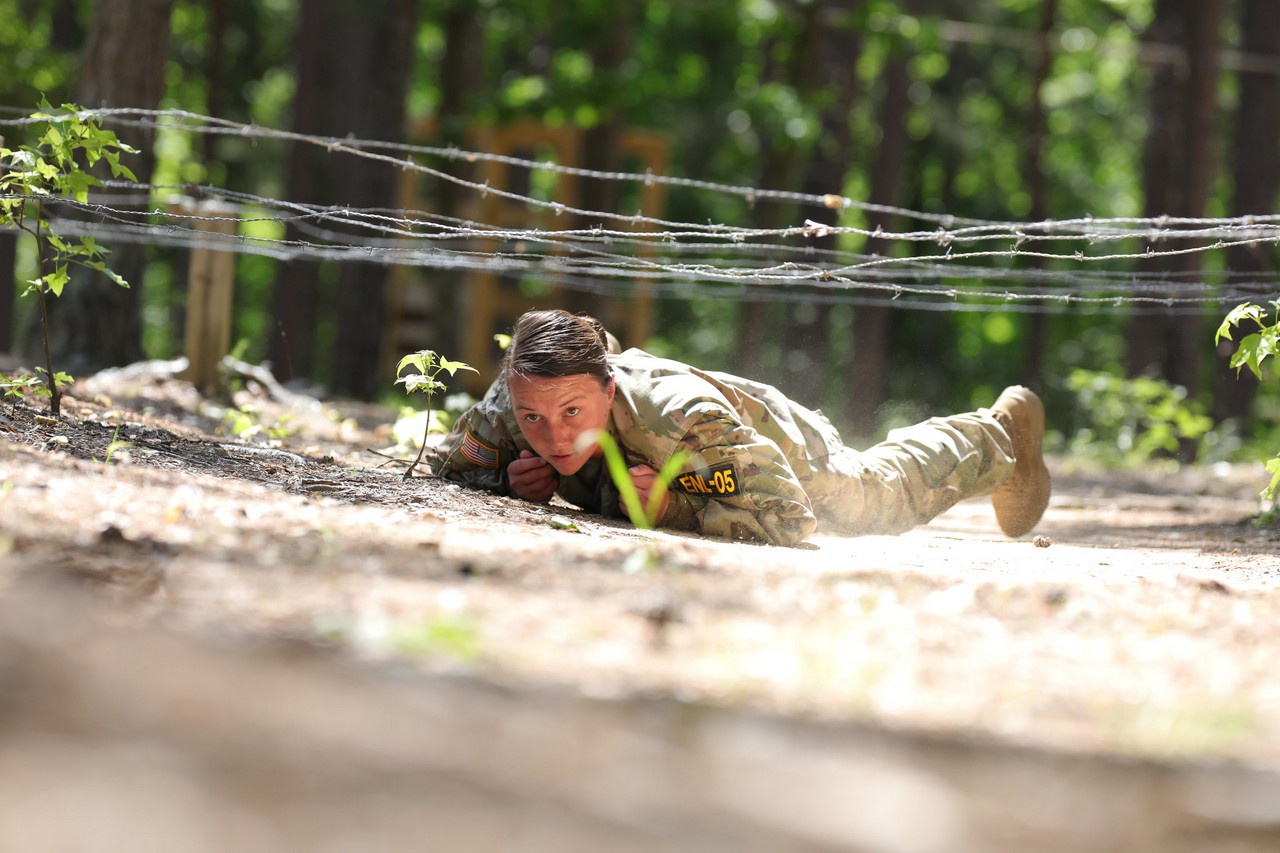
[1128,0,1225,397]
[40,0,172,374]
[567,5,634,320]
[1021,0,1058,390]
[784,1,859,407]
[1215,0,1280,425]
[329,0,418,399]
[267,0,325,382]
[0,232,14,353]
[846,49,911,440]
[270,0,418,398]
[423,5,485,362]
[737,32,800,386]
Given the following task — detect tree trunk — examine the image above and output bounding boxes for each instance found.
[329,0,418,399]
[422,3,486,361]
[0,232,14,354]
[203,0,228,166]
[1021,0,1058,390]
[846,48,911,440]
[40,0,172,374]
[567,5,634,320]
[1128,0,1225,398]
[49,0,84,53]
[268,1,325,382]
[270,0,418,399]
[783,1,859,407]
[737,28,800,386]
[1215,0,1280,425]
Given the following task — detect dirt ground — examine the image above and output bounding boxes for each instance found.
[3,359,1280,852]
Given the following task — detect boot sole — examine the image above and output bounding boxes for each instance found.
[991,386,1051,538]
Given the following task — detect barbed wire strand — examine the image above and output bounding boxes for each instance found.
[2,107,1279,316]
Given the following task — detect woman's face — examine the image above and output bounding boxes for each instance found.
[507,373,615,476]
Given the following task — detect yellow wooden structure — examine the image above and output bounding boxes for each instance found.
[170,197,239,395]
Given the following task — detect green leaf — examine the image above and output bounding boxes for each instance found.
[588,429,652,529]
[45,231,72,254]
[1231,334,1265,379]
[63,169,97,203]
[104,150,137,181]
[4,149,35,169]
[1216,303,1268,344]
[1263,457,1280,502]
[437,356,478,376]
[396,350,436,376]
[396,374,445,395]
[34,158,59,181]
[42,266,70,297]
[648,449,691,520]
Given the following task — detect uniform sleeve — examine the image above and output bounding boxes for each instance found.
[656,410,817,547]
[429,394,524,494]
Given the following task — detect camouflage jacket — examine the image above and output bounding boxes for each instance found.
[429,349,846,546]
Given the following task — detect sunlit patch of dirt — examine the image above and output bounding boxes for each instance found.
[3,363,1280,851]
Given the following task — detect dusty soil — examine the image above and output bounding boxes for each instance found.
[3,360,1280,852]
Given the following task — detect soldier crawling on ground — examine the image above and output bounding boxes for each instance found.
[430,309,1051,548]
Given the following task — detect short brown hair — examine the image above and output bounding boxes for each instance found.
[503,310,612,385]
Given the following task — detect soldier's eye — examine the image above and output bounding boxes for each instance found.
[524,413,541,423]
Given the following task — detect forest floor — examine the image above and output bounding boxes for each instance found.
[3,358,1280,853]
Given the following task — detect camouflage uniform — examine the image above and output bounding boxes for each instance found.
[430,349,1015,547]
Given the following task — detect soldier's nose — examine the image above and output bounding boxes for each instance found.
[550,427,574,453]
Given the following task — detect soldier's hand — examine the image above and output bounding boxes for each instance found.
[624,464,671,524]
[508,450,559,502]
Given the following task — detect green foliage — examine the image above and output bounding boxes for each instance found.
[389,406,449,452]
[386,392,476,457]
[219,404,297,443]
[319,611,483,662]
[1065,369,1213,467]
[0,1,83,108]
[582,428,688,531]
[0,370,73,405]
[391,615,483,662]
[396,351,477,397]
[1,372,43,404]
[94,426,133,465]
[0,101,137,416]
[12,0,1251,455]
[1217,300,1280,500]
[1216,301,1280,382]
[394,349,478,480]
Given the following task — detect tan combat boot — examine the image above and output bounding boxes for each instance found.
[989,386,1051,537]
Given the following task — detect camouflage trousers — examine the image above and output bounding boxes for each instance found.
[802,410,1015,537]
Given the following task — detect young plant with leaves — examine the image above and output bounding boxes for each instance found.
[0,101,136,417]
[582,429,688,531]
[1217,300,1280,500]
[578,429,689,573]
[395,349,478,480]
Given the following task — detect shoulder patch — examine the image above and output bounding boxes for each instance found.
[460,429,500,469]
[672,461,739,497]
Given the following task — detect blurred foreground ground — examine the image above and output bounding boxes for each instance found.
[2,361,1279,852]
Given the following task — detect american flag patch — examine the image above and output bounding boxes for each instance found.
[460,429,499,469]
